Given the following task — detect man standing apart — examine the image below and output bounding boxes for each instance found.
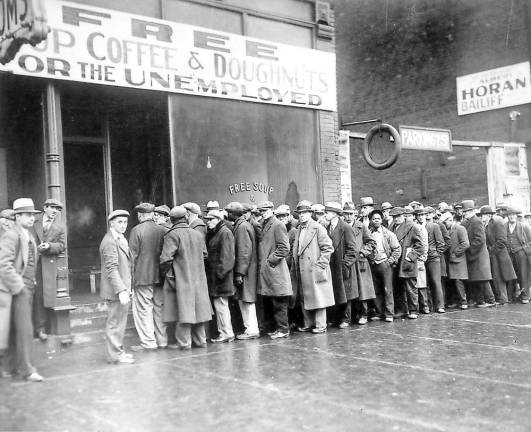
[291,201,335,333]
[160,206,212,349]
[257,201,292,339]
[100,210,134,364]
[204,209,236,343]
[129,203,167,351]
[32,198,66,341]
[0,198,44,381]
[506,207,531,303]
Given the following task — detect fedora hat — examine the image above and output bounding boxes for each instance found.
[324,202,343,215]
[311,203,325,214]
[274,204,290,216]
[381,202,393,211]
[460,200,476,211]
[359,197,375,207]
[206,200,220,211]
[43,198,63,209]
[506,207,522,215]
[296,200,313,213]
[343,202,356,214]
[478,205,495,215]
[389,206,405,216]
[13,198,41,215]
[413,207,428,215]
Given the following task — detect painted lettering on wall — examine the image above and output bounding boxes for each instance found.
[228,182,274,195]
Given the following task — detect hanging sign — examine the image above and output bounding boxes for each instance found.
[399,125,452,152]
[0,0,337,111]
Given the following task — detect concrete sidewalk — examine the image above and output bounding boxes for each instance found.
[2,305,531,431]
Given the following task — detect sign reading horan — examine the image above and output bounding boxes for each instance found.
[0,0,337,111]
[456,62,531,116]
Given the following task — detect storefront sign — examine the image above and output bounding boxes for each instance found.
[456,62,531,115]
[0,0,50,64]
[228,181,274,196]
[338,130,352,203]
[399,125,452,152]
[0,0,337,111]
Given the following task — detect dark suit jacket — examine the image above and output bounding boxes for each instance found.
[392,219,425,278]
[129,219,166,286]
[462,215,492,281]
[99,231,133,300]
[328,218,357,303]
[486,217,516,282]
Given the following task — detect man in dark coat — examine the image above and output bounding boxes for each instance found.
[31,198,66,341]
[226,202,259,340]
[183,202,206,240]
[460,200,495,307]
[325,202,356,328]
[154,205,172,230]
[160,206,212,350]
[205,209,236,343]
[390,207,426,319]
[129,203,168,351]
[257,201,292,339]
[480,206,516,305]
[423,207,447,313]
[506,207,531,303]
[440,212,470,309]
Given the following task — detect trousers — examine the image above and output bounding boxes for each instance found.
[132,284,167,348]
[105,299,130,362]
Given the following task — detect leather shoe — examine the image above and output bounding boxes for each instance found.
[210,335,235,343]
[236,332,260,340]
[338,322,350,329]
[297,326,312,332]
[25,372,44,382]
[311,326,327,334]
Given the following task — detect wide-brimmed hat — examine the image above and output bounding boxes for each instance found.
[461,200,476,211]
[424,206,435,214]
[13,198,41,215]
[311,203,325,214]
[169,206,187,219]
[43,198,63,209]
[478,205,495,215]
[204,209,224,220]
[506,207,522,215]
[274,204,290,216]
[108,209,129,222]
[413,207,428,215]
[404,206,414,215]
[381,202,393,211]
[296,200,313,213]
[324,202,343,215]
[135,202,155,213]
[343,202,356,214]
[359,197,375,207]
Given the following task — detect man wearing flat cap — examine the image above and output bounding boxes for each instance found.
[183,202,206,240]
[129,203,168,351]
[154,205,172,230]
[257,201,292,339]
[0,209,15,238]
[506,207,531,303]
[0,198,44,381]
[100,209,135,364]
[480,206,516,305]
[460,200,495,307]
[31,198,66,342]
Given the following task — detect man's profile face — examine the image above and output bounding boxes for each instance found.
[382,209,390,219]
[110,216,128,234]
[206,217,220,230]
[16,213,36,229]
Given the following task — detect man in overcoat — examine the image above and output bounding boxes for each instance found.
[0,198,43,381]
[291,201,335,333]
[440,212,469,308]
[257,201,292,339]
[325,202,357,328]
[205,209,236,343]
[0,209,14,370]
[0,209,15,237]
[160,206,212,349]
[460,200,495,307]
[129,203,168,351]
[226,202,259,340]
[506,207,531,303]
[32,198,66,341]
[390,207,426,319]
[480,206,516,305]
[154,205,172,230]
[100,209,135,364]
[183,202,206,240]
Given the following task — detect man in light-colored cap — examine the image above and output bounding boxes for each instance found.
[31,198,66,342]
[129,203,168,351]
[183,202,206,239]
[206,200,220,211]
[0,198,43,381]
[100,209,135,365]
[154,205,171,230]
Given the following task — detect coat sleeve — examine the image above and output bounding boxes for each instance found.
[234,225,252,276]
[467,220,484,261]
[128,227,141,270]
[216,228,235,279]
[101,240,128,294]
[454,226,470,257]
[433,224,446,256]
[342,224,357,268]
[387,230,402,264]
[268,223,289,266]
[360,225,376,260]
[409,224,426,260]
[439,222,450,251]
[44,223,66,255]
[316,224,334,269]
[491,220,508,255]
[160,233,180,277]
[0,230,24,295]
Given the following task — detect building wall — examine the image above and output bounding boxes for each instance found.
[332,0,531,206]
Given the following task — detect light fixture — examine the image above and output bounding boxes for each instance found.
[206,156,212,169]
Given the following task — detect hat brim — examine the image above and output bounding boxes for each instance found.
[13,209,41,214]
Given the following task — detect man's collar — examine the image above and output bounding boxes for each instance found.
[110,227,124,240]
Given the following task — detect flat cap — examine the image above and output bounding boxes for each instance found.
[360,197,375,207]
[206,200,220,210]
[204,209,224,220]
[43,198,63,209]
[169,206,187,219]
[135,202,155,213]
[389,206,405,216]
[182,202,201,215]
[154,205,170,216]
[381,202,393,211]
[296,200,313,213]
[274,204,291,216]
[242,203,254,213]
[108,209,130,222]
[0,209,15,220]
[324,202,343,215]
[257,200,274,210]
[225,202,244,214]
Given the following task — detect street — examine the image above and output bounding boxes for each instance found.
[2,305,531,432]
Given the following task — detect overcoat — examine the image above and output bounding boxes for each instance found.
[486,217,517,282]
[205,222,235,297]
[99,231,133,300]
[437,221,450,278]
[328,218,357,304]
[447,223,469,280]
[258,216,292,297]
[0,226,34,349]
[291,219,335,310]
[392,219,425,279]
[160,222,212,324]
[232,216,258,303]
[462,215,492,281]
[190,218,207,239]
[129,219,166,286]
[350,220,376,300]
[416,224,428,288]
[32,216,66,307]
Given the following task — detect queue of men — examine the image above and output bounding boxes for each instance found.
[2,195,531,377]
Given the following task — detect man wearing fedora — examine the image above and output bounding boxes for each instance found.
[291,201,335,333]
[0,198,44,381]
[480,206,516,305]
[129,203,168,351]
[358,197,375,227]
[31,198,66,342]
[257,201,292,339]
[381,202,394,229]
[342,202,357,227]
[100,209,135,364]
[506,207,531,303]
[460,200,495,307]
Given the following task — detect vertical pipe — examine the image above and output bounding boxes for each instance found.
[167,95,178,206]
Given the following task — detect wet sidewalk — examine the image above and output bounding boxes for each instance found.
[2,305,531,432]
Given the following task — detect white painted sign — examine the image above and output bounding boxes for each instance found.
[456,62,531,115]
[0,0,337,111]
[338,130,352,204]
[399,125,452,152]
